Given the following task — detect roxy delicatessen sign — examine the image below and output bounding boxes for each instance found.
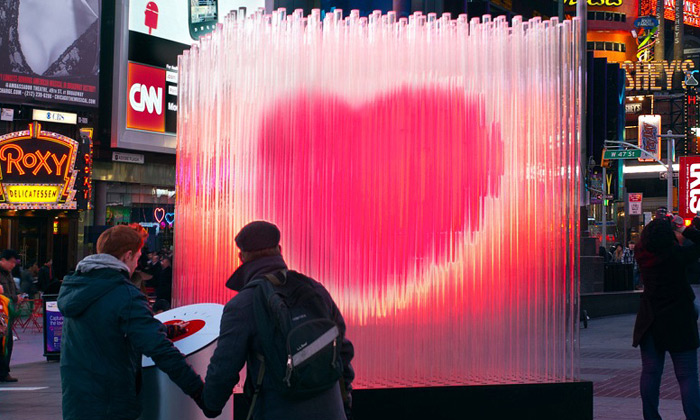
[0,123,92,210]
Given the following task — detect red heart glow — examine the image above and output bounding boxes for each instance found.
[256,87,503,297]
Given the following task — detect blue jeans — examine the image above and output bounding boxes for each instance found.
[640,333,700,420]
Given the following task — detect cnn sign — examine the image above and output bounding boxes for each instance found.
[126,62,165,133]
[679,156,700,218]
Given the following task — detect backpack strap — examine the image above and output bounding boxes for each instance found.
[244,269,288,420]
[246,353,266,420]
[263,270,287,286]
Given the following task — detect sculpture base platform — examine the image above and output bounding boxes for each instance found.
[234,381,593,420]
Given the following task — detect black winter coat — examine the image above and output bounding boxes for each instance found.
[633,227,700,351]
[202,255,355,420]
[58,254,203,420]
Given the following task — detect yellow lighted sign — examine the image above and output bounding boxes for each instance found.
[622,60,696,91]
[564,0,622,5]
[6,185,61,203]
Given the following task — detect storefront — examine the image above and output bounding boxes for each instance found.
[0,119,93,279]
[90,160,176,254]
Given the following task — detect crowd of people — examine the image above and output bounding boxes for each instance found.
[0,251,58,382]
[7,210,700,420]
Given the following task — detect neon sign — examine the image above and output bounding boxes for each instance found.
[641,0,700,28]
[0,123,92,210]
[564,0,622,5]
[621,59,696,91]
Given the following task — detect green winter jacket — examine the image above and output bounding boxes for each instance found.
[58,254,203,420]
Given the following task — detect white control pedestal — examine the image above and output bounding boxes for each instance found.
[139,303,231,420]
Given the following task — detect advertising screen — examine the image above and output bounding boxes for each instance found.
[0,1,101,108]
[680,156,700,219]
[44,299,63,355]
[112,0,263,153]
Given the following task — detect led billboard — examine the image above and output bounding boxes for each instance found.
[112,0,263,154]
[0,1,101,108]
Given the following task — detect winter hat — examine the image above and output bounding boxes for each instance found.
[672,215,685,231]
[235,221,281,252]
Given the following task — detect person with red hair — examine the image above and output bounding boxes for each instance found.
[58,225,204,420]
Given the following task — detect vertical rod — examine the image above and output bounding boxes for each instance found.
[578,0,587,208]
[668,131,674,212]
[602,166,607,250]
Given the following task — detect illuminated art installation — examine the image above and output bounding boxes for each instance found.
[175,9,581,388]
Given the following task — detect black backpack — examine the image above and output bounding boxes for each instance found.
[243,270,343,410]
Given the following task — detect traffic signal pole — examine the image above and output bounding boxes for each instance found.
[605,130,685,219]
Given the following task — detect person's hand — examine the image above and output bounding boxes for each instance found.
[165,321,189,339]
[191,387,222,418]
[172,321,189,336]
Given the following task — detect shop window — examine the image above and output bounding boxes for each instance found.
[588,11,627,23]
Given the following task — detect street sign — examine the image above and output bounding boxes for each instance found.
[603,149,643,159]
[659,171,679,180]
[634,16,659,28]
[628,193,643,215]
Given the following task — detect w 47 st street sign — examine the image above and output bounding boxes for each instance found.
[603,149,643,159]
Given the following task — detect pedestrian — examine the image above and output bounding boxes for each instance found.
[155,255,172,306]
[199,221,355,419]
[19,261,39,298]
[623,241,641,289]
[633,215,700,420]
[57,225,205,420]
[0,249,19,382]
[613,243,624,263]
[37,258,53,293]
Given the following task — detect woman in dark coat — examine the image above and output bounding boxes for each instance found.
[633,216,700,420]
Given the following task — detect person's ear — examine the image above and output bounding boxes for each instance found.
[121,250,133,263]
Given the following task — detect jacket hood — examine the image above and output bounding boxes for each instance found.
[58,254,131,317]
[75,253,130,273]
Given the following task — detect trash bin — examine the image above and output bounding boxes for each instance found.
[139,303,232,420]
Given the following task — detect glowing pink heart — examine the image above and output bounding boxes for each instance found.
[257,87,503,282]
[154,207,165,223]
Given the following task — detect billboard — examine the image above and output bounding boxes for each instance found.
[0,123,92,210]
[0,1,101,108]
[638,114,661,162]
[112,0,263,153]
[680,156,700,218]
[641,0,700,29]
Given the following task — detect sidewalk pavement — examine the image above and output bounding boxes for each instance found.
[0,307,695,419]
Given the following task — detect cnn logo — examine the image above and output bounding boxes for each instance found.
[129,84,162,115]
[126,63,166,133]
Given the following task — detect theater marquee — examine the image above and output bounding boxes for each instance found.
[0,123,92,210]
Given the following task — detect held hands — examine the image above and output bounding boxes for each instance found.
[191,385,222,418]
